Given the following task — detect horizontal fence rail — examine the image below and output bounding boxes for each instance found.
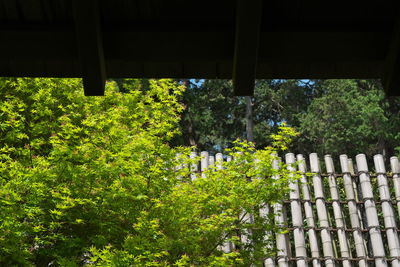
[183,152,400,267]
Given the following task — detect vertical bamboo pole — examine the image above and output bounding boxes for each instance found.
[175,152,183,180]
[240,212,253,248]
[348,159,360,202]
[273,158,290,267]
[347,158,364,227]
[256,156,275,267]
[348,158,357,175]
[240,212,253,242]
[309,153,335,267]
[190,151,198,181]
[264,258,276,267]
[324,155,351,267]
[390,156,400,215]
[261,203,276,267]
[344,158,358,261]
[373,154,400,266]
[215,153,234,253]
[209,155,215,168]
[285,153,307,267]
[216,153,224,170]
[200,151,209,178]
[297,154,321,267]
[238,152,253,254]
[339,155,368,267]
[349,156,369,257]
[355,154,387,266]
[220,239,233,253]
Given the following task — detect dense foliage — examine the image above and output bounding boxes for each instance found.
[0,78,295,266]
[176,79,400,157]
[298,80,394,156]
[173,79,322,150]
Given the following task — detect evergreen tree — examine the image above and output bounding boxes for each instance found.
[175,79,321,151]
[298,79,399,157]
[176,79,400,157]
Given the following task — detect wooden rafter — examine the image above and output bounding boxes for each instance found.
[72,0,106,96]
[232,0,263,96]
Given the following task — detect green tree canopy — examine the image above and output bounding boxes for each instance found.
[174,79,320,151]
[298,80,399,157]
[0,78,294,266]
[176,79,400,158]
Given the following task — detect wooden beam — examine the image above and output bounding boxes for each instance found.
[232,0,263,96]
[72,0,106,96]
[0,30,388,62]
[0,59,383,80]
[383,16,400,96]
[0,30,387,80]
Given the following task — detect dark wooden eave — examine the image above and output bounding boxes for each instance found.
[72,0,106,96]
[232,0,263,96]
[0,0,398,96]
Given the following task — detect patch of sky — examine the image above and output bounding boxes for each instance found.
[189,79,204,87]
[298,79,314,86]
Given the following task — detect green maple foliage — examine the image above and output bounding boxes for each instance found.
[0,78,295,266]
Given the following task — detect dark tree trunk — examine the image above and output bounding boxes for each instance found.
[245,96,254,142]
[184,118,198,148]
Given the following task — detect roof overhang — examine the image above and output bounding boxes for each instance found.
[0,0,398,96]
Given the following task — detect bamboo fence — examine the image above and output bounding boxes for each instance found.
[186,152,400,266]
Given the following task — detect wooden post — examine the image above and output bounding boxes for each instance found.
[390,156,400,216]
[355,154,387,266]
[309,153,335,267]
[72,0,106,96]
[373,154,400,266]
[285,153,307,267]
[200,151,209,178]
[339,155,368,267]
[297,154,321,267]
[324,155,351,267]
[232,0,262,96]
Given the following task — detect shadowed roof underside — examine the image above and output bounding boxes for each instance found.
[0,0,398,96]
